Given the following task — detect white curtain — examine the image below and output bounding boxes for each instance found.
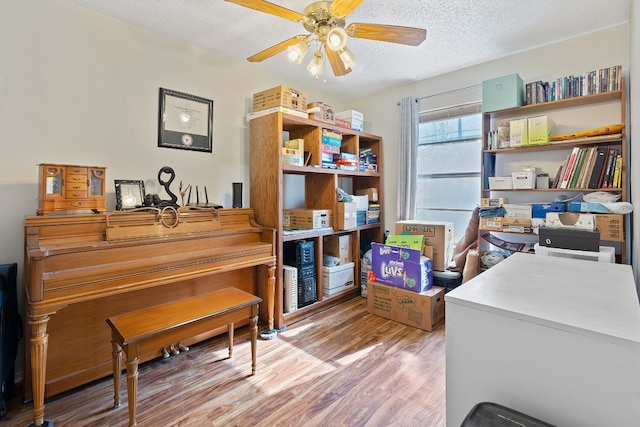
[397,96,419,221]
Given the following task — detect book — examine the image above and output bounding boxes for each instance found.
[578,146,598,189]
[568,148,587,188]
[560,147,580,189]
[612,154,622,188]
[587,147,609,189]
[601,148,617,188]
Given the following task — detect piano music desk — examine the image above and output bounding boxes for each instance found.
[107,287,262,426]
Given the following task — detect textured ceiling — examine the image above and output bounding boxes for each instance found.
[67,0,632,100]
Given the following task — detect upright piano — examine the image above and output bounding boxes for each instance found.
[23,207,276,427]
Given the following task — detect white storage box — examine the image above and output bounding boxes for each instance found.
[488,177,513,190]
[512,171,536,189]
[534,244,615,263]
[335,110,363,132]
[322,262,355,296]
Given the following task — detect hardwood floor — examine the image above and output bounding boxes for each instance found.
[4,296,446,427]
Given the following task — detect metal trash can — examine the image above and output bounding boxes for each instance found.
[461,402,555,427]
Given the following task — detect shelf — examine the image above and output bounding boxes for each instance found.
[483,136,623,154]
[283,164,380,178]
[482,187,622,192]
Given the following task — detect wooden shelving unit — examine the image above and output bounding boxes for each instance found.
[249,112,383,329]
[479,77,628,267]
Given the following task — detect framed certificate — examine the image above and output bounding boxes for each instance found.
[158,88,213,152]
[115,180,145,210]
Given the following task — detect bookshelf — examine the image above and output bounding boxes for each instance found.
[249,111,383,329]
[479,77,628,267]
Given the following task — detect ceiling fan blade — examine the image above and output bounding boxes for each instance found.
[225,0,304,22]
[329,0,365,18]
[346,23,427,46]
[325,48,352,76]
[247,35,306,62]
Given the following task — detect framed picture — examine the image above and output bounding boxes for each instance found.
[115,180,145,210]
[158,88,213,152]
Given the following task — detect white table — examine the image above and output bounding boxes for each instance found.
[445,253,640,427]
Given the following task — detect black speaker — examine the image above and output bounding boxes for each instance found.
[232,182,242,208]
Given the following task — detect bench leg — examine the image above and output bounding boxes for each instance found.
[125,344,140,427]
[111,336,122,408]
[250,313,258,376]
[228,323,234,358]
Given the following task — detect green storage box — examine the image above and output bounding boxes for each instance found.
[482,73,524,112]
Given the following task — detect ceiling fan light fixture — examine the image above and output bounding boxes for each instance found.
[326,27,348,52]
[307,50,324,76]
[287,40,310,64]
[338,47,356,70]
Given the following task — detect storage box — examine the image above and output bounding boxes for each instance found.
[307,101,335,124]
[324,234,352,265]
[356,187,378,202]
[481,197,508,207]
[284,209,332,229]
[361,264,371,297]
[503,203,532,218]
[545,212,595,230]
[385,234,425,251]
[367,282,444,331]
[568,202,610,214]
[335,202,357,230]
[352,195,369,211]
[356,210,366,226]
[322,262,355,296]
[335,110,363,132]
[512,171,536,189]
[370,243,433,293]
[395,220,454,271]
[252,85,307,113]
[482,73,524,112]
[596,214,624,242]
[479,217,503,231]
[532,203,566,218]
[527,115,553,145]
[538,227,601,252]
[282,138,304,166]
[502,217,532,227]
[509,118,528,147]
[488,176,513,190]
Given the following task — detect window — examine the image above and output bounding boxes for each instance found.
[416,102,482,242]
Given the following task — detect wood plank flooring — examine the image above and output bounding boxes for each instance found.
[4,296,446,427]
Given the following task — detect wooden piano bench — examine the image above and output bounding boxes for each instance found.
[106,287,262,426]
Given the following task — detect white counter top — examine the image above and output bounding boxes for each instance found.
[445,252,640,347]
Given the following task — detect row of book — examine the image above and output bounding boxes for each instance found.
[526,65,622,105]
[552,145,622,189]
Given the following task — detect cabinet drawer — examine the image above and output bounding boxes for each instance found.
[67,167,88,175]
[66,190,88,199]
[66,174,88,184]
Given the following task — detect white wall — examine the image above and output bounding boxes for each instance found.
[349,24,636,282]
[631,0,639,294]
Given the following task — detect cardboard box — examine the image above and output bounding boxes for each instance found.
[370,243,433,293]
[352,195,369,211]
[284,209,332,229]
[538,227,600,252]
[481,197,508,207]
[395,221,454,271]
[546,212,596,230]
[336,202,357,230]
[335,109,363,132]
[360,264,371,298]
[503,203,532,218]
[367,282,444,332]
[282,138,304,166]
[596,214,624,242]
[356,187,378,202]
[324,234,352,265]
[479,217,503,231]
[509,118,528,147]
[532,203,566,218]
[385,234,425,251]
[502,217,532,227]
[322,262,355,296]
[307,101,335,124]
[527,115,553,145]
[252,85,307,112]
[482,74,524,112]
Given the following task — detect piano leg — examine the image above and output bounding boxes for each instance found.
[27,315,53,427]
[125,345,140,427]
[259,264,278,340]
[111,334,123,408]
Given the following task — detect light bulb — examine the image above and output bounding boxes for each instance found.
[287,40,310,64]
[339,47,356,70]
[307,51,324,76]
[326,27,348,52]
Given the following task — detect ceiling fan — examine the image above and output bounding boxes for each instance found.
[225,0,427,77]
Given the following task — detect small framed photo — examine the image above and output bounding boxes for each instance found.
[115,180,145,210]
[158,87,213,153]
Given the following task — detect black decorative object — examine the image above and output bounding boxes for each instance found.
[155,166,179,208]
[232,182,242,208]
